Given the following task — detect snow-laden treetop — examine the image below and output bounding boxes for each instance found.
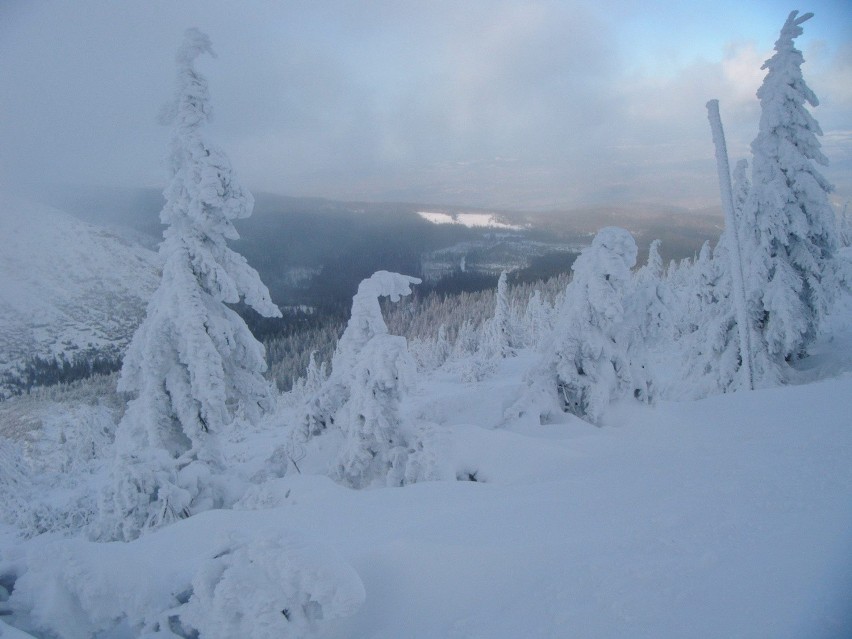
[757,11,825,162]
[155,28,279,318]
[159,28,255,236]
[573,227,637,284]
[335,271,422,360]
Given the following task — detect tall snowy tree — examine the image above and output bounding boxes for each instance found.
[97,29,281,541]
[742,11,838,371]
[522,289,552,349]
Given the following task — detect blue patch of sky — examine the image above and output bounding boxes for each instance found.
[614,0,851,78]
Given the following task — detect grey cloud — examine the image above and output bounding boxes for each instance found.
[0,0,849,211]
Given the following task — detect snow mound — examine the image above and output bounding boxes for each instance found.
[5,514,364,638]
[181,529,365,639]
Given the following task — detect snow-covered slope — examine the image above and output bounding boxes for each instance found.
[1,351,851,638]
[1,263,850,638]
[0,194,158,395]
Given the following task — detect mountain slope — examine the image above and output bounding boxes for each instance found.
[0,193,158,396]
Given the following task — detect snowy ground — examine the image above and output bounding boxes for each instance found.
[1,315,851,638]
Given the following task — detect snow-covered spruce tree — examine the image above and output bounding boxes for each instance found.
[742,11,838,372]
[327,272,421,488]
[629,239,673,347]
[678,157,762,397]
[332,329,418,488]
[480,271,515,359]
[621,240,673,399]
[294,272,421,487]
[299,272,419,441]
[522,289,552,349]
[675,240,743,398]
[548,228,648,425]
[97,29,281,541]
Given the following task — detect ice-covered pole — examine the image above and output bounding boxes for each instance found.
[706,99,753,390]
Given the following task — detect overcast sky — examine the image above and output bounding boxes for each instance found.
[1,0,850,211]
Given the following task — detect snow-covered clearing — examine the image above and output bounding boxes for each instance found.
[417,211,524,231]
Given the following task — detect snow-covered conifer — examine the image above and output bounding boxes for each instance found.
[742,11,838,368]
[452,319,479,359]
[480,271,514,359]
[295,272,422,487]
[299,272,420,440]
[434,324,452,366]
[629,240,672,346]
[677,240,743,397]
[324,272,420,487]
[546,228,648,424]
[410,324,453,371]
[522,289,552,349]
[97,29,281,541]
[332,330,417,488]
[303,351,327,396]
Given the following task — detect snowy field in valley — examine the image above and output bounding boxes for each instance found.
[417,211,525,231]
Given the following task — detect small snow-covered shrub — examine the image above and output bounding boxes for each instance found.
[402,422,453,484]
[0,400,117,538]
[179,530,365,639]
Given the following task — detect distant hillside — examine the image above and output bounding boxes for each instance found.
[0,193,159,397]
[35,186,723,313]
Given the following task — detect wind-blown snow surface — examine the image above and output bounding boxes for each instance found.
[2,342,851,637]
[0,194,158,393]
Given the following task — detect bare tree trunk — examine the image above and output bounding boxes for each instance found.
[706,99,754,390]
